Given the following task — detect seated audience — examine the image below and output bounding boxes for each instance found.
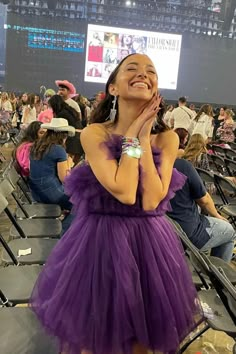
[183,134,210,170]
[48,95,84,164]
[29,118,75,210]
[14,121,46,177]
[174,128,189,157]
[167,158,236,262]
[217,109,235,143]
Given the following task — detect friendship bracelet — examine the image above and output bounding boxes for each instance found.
[121,136,143,159]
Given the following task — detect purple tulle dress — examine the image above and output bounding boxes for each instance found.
[31,135,203,354]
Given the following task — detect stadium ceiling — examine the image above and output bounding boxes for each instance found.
[1,0,236,38]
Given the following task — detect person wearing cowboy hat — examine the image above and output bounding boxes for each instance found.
[29,118,75,215]
[55,80,81,118]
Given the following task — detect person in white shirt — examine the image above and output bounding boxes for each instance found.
[170,97,195,131]
[0,92,13,112]
[22,93,37,126]
[55,80,81,119]
[189,104,214,141]
[163,105,174,127]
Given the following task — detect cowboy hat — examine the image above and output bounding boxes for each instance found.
[41,118,75,137]
[55,80,76,95]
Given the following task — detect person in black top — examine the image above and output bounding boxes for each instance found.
[48,95,84,164]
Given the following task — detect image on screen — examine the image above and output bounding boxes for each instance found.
[85,24,182,90]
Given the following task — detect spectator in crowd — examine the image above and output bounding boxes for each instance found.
[22,93,36,127]
[14,121,46,177]
[189,104,214,141]
[213,106,227,140]
[29,118,75,210]
[55,80,81,116]
[73,95,91,127]
[43,89,56,104]
[15,93,28,127]
[174,128,189,157]
[189,103,197,115]
[9,92,17,111]
[0,92,13,112]
[217,109,235,143]
[170,96,195,130]
[163,104,174,127]
[34,94,43,117]
[183,134,210,170]
[168,158,236,262]
[48,95,83,164]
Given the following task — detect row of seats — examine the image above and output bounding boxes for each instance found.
[0,162,62,353]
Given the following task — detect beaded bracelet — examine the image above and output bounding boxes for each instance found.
[121,136,143,159]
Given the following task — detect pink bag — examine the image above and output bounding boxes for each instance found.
[16,142,33,177]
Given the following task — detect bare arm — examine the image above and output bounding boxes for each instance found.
[57,156,74,183]
[81,125,139,205]
[140,130,179,210]
[196,192,227,220]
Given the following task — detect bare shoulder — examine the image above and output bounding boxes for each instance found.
[81,123,109,142]
[154,130,179,150]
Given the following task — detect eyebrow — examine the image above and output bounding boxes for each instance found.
[125,62,156,69]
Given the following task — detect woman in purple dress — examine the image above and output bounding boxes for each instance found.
[31,54,202,354]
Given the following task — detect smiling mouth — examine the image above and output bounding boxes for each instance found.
[131,82,149,89]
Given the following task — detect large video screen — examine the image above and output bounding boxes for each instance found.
[85,24,182,90]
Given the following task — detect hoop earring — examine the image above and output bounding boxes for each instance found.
[109,96,117,123]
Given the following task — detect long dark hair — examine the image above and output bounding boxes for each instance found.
[27,93,35,109]
[13,121,43,159]
[174,128,188,149]
[90,54,168,133]
[31,130,68,160]
[194,104,213,122]
[19,121,43,144]
[48,95,80,121]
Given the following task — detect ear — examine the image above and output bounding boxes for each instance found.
[108,84,118,97]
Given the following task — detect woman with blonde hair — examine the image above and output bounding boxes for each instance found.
[0,92,13,112]
[189,104,213,141]
[183,133,210,170]
[217,109,235,143]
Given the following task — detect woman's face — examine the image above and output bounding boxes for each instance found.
[220,107,225,116]
[22,94,28,103]
[34,96,40,104]
[183,134,189,145]
[38,128,46,138]
[110,54,158,102]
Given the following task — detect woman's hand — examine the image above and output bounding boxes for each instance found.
[67,156,74,170]
[126,94,162,138]
[138,94,162,141]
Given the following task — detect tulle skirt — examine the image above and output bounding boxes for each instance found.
[31,213,202,354]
